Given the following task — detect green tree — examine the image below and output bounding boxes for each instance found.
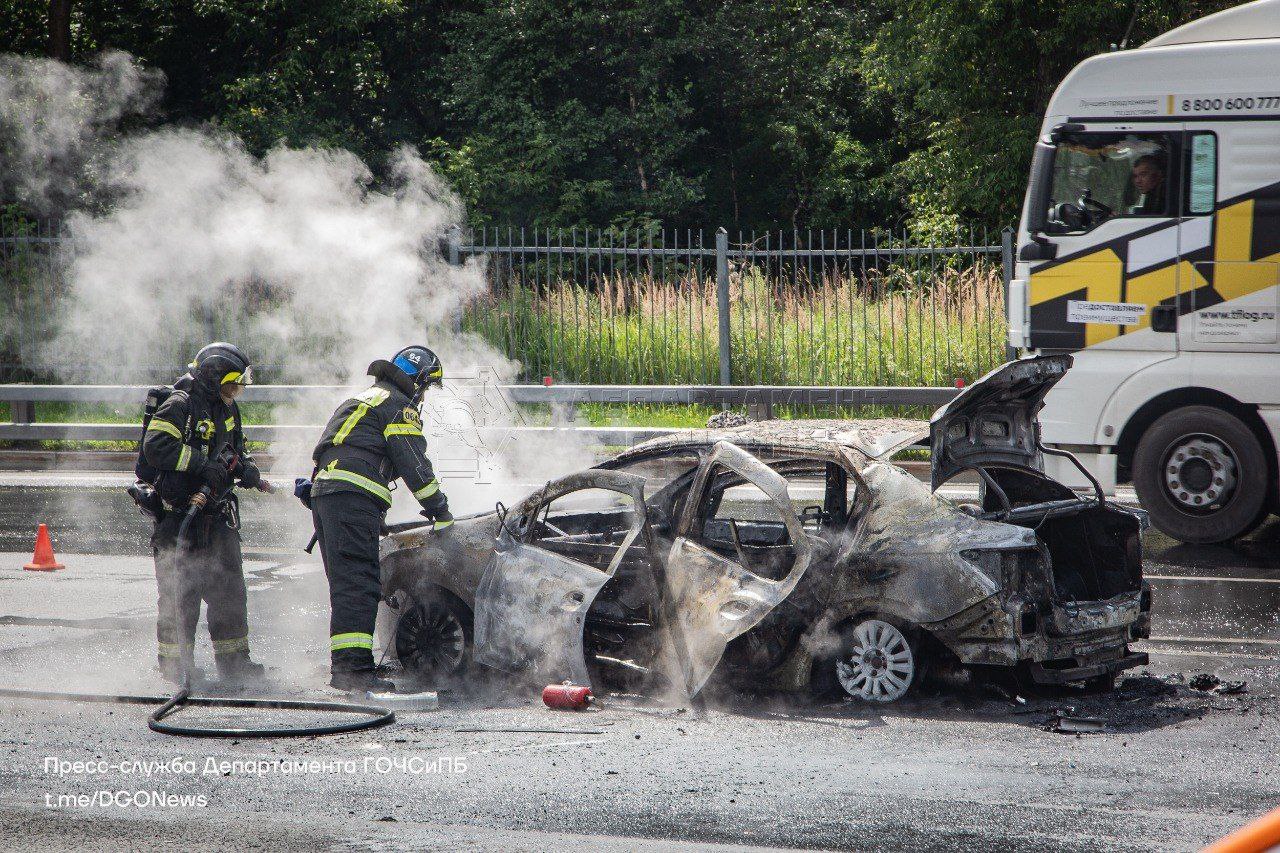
[862,0,1239,236]
[436,0,704,227]
[692,0,895,230]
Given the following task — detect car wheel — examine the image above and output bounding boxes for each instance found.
[831,618,922,703]
[1132,406,1269,544]
[394,587,472,685]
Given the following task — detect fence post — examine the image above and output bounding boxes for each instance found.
[716,227,732,386]
[447,227,463,334]
[1001,226,1016,363]
[447,227,461,267]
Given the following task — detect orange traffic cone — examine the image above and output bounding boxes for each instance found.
[23,524,65,572]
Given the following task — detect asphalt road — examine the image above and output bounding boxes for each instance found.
[0,479,1277,851]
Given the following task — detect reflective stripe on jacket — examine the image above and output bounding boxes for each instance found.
[310,380,441,509]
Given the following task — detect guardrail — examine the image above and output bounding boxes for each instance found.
[0,383,959,444]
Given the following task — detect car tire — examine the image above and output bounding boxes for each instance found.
[821,616,926,704]
[393,585,473,686]
[1132,406,1269,544]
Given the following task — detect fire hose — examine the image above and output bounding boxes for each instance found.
[0,684,395,738]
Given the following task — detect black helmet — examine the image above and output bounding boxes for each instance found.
[190,342,252,389]
[389,345,443,391]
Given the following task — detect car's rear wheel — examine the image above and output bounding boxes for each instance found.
[393,587,472,685]
[1132,406,1269,544]
[830,618,922,703]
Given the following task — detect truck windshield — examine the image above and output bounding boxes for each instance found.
[1046,133,1172,232]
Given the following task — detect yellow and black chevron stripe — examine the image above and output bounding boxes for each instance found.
[1028,181,1280,351]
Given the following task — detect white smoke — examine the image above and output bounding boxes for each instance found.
[0,51,601,510]
[47,132,489,386]
[0,51,161,213]
[0,52,617,697]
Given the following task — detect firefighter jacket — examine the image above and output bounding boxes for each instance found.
[142,374,247,507]
[310,372,443,511]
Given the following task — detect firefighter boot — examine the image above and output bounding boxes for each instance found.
[330,669,395,693]
[158,656,205,686]
[215,651,267,684]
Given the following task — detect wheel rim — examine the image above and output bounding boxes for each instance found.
[396,599,466,679]
[1162,433,1238,513]
[835,619,914,702]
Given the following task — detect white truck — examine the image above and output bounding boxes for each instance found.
[1009,0,1280,544]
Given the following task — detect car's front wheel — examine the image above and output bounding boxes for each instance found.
[393,586,472,686]
[829,617,923,703]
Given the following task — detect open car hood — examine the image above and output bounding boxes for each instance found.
[930,355,1073,489]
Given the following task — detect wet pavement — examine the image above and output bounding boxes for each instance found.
[0,480,1277,851]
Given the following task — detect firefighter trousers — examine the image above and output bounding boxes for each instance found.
[312,490,385,673]
[152,510,250,668]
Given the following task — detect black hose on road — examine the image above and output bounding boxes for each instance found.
[0,686,396,738]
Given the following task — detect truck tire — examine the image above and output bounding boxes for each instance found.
[1132,406,1269,544]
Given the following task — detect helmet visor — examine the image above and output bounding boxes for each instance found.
[220,365,253,386]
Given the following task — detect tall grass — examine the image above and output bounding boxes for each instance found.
[463,260,1007,386]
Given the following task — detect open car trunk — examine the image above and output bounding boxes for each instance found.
[984,467,1143,604]
[932,355,1143,604]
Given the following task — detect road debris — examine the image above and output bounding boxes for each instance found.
[1189,673,1221,691]
[706,411,750,429]
[1045,712,1107,734]
[1188,674,1248,695]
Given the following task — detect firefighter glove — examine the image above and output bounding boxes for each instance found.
[293,477,313,510]
[238,460,262,489]
[200,460,232,495]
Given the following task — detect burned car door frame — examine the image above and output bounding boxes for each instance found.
[473,470,651,688]
[663,441,814,696]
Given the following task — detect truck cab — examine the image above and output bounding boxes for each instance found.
[1009,0,1280,543]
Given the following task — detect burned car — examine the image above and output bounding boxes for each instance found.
[378,355,1152,703]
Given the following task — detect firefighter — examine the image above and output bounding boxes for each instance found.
[307,345,452,692]
[143,342,267,685]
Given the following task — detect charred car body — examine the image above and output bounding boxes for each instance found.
[380,356,1152,703]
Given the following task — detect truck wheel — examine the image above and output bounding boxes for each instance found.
[1132,406,1269,544]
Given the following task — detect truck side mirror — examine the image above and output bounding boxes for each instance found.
[1019,239,1058,261]
[1025,142,1056,234]
[1047,122,1084,143]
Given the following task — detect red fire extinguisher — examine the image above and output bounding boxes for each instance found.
[542,681,593,710]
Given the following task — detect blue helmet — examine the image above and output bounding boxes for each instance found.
[390,345,443,390]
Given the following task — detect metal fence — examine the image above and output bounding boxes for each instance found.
[0,219,64,383]
[0,219,1012,387]
[457,226,1011,387]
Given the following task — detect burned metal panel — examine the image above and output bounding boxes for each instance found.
[1046,589,1146,636]
[381,514,501,610]
[663,441,813,696]
[834,461,1035,625]
[473,470,649,689]
[771,419,929,459]
[607,418,929,469]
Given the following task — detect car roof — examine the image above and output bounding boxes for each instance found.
[608,418,929,466]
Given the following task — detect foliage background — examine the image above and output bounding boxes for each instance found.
[0,1,1239,234]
